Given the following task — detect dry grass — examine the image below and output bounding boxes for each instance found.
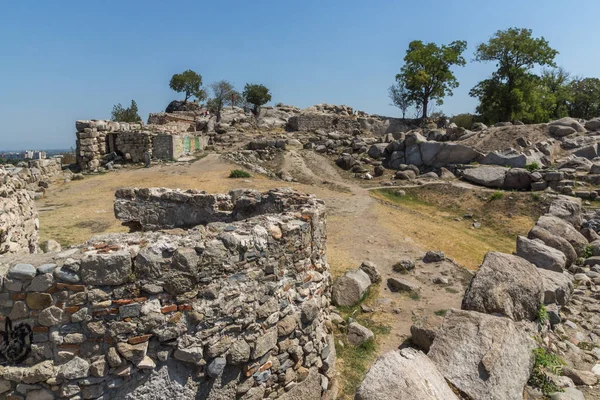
[372,185,546,269]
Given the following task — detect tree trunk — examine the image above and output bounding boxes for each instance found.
[422,97,428,119]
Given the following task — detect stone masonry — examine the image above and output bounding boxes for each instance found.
[0,188,336,399]
[0,170,39,255]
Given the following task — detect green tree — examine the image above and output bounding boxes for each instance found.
[169,70,207,103]
[111,99,142,122]
[388,82,413,119]
[540,67,571,119]
[209,80,235,122]
[243,83,272,115]
[397,40,467,119]
[471,28,558,122]
[568,77,600,119]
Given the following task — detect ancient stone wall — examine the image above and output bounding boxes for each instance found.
[287,114,361,134]
[0,188,335,399]
[0,170,39,255]
[75,120,208,171]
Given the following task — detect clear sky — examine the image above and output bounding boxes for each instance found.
[1,0,599,150]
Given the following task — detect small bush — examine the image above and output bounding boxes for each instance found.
[537,305,549,324]
[409,291,421,301]
[528,347,565,395]
[229,169,251,178]
[584,244,593,259]
[489,191,504,201]
[450,113,475,129]
[531,193,542,202]
[434,309,447,317]
[525,162,541,172]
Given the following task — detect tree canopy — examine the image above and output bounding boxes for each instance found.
[243,84,272,114]
[209,80,235,122]
[470,28,558,122]
[111,100,142,123]
[169,70,207,103]
[397,40,467,119]
[568,77,600,120]
[388,82,413,119]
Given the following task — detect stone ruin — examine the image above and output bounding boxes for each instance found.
[75,120,209,172]
[0,188,336,399]
[0,170,39,255]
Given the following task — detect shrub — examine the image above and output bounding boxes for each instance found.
[450,113,475,129]
[229,169,251,178]
[537,305,549,324]
[528,347,565,395]
[583,244,593,259]
[434,309,447,317]
[525,162,541,172]
[489,191,504,201]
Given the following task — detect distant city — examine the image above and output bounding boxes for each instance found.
[0,149,71,162]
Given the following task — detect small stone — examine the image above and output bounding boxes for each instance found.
[90,359,107,377]
[26,274,55,292]
[207,357,227,378]
[174,346,204,365]
[360,261,381,283]
[157,351,169,361]
[387,277,420,293]
[432,276,449,285]
[53,267,80,283]
[36,264,56,274]
[38,306,64,326]
[137,356,156,370]
[346,322,374,346]
[26,293,53,310]
[423,251,445,263]
[393,260,415,273]
[58,356,90,380]
[228,340,251,365]
[107,347,122,368]
[25,388,54,400]
[8,264,37,280]
[9,301,28,320]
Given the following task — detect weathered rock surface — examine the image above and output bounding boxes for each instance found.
[516,236,567,272]
[462,166,508,188]
[428,309,535,400]
[462,252,543,321]
[538,269,574,305]
[332,269,371,307]
[355,348,458,400]
[536,215,588,256]
[528,226,578,267]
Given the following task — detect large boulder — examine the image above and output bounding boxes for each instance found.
[428,309,535,400]
[367,144,388,159]
[547,197,583,229]
[481,148,527,168]
[462,252,543,321]
[336,155,357,171]
[516,236,567,272]
[528,226,577,267]
[538,269,573,305]
[355,348,458,400]
[419,142,482,167]
[165,100,201,113]
[535,215,588,256]
[503,168,532,190]
[585,117,600,131]
[462,166,508,188]
[549,117,587,133]
[331,269,371,307]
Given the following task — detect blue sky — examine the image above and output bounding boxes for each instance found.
[1,0,599,150]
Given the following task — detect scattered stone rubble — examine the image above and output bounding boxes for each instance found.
[357,195,600,399]
[0,188,337,399]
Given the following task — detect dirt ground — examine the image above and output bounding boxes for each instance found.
[37,151,538,398]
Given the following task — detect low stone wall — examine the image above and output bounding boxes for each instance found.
[0,170,39,255]
[0,188,335,399]
[287,114,361,134]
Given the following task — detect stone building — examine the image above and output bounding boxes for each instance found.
[75,120,209,171]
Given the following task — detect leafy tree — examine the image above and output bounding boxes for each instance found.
[243,84,272,115]
[209,80,235,122]
[111,100,142,122]
[568,77,600,119]
[397,40,467,119]
[471,28,558,122]
[388,82,413,119]
[450,113,476,129]
[540,67,571,119]
[169,70,207,103]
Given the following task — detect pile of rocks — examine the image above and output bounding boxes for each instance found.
[0,188,337,399]
[357,195,599,399]
[0,169,39,255]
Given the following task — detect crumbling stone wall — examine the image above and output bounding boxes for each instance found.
[0,188,335,399]
[287,114,361,134]
[0,170,39,255]
[75,120,208,171]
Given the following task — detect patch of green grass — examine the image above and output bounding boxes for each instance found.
[537,305,549,324]
[489,191,504,201]
[228,169,251,178]
[584,244,593,259]
[409,291,421,301]
[334,285,392,398]
[531,193,542,202]
[434,309,447,317]
[525,162,541,172]
[528,347,565,396]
